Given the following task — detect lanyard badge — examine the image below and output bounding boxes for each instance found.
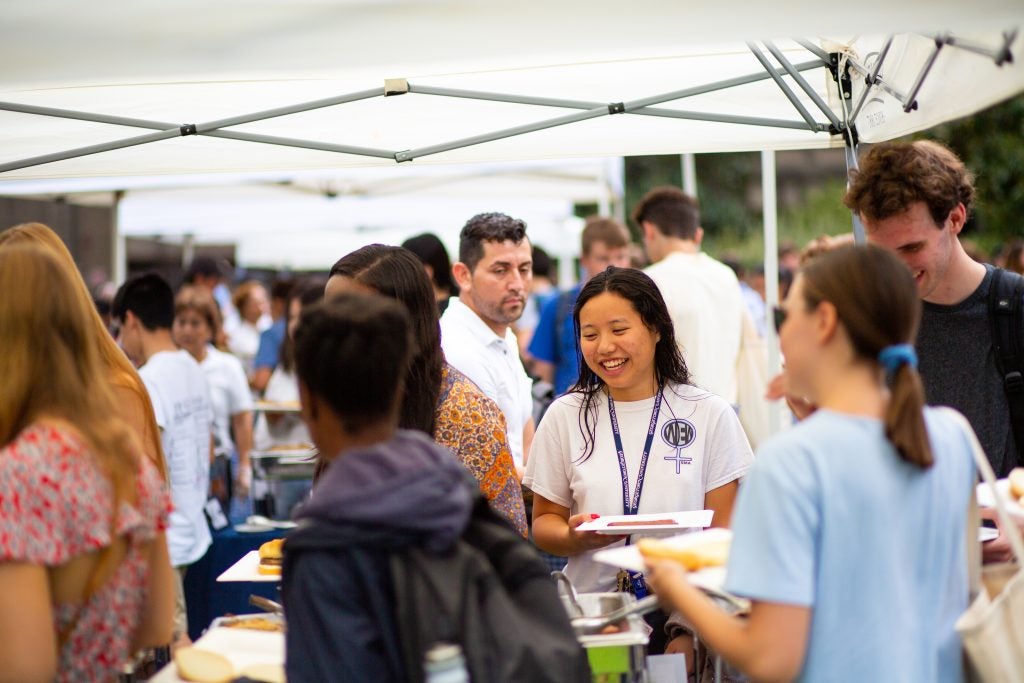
[607,389,663,598]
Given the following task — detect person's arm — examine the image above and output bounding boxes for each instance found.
[0,563,57,683]
[250,367,273,395]
[521,418,535,470]
[647,560,811,683]
[231,411,254,497]
[532,494,625,556]
[705,480,739,529]
[131,533,176,650]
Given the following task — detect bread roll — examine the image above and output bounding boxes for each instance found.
[240,663,287,683]
[636,537,730,571]
[258,538,284,575]
[174,647,235,683]
[1009,467,1024,503]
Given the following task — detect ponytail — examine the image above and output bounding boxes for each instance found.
[879,344,932,468]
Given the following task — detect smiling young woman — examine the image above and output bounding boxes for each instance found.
[523,266,753,655]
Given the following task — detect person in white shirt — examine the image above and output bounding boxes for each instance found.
[226,280,271,378]
[525,266,751,658]
[636,187,744,405]
[173,287,254,521]
[113,272,214,646]
[440,212,535,474]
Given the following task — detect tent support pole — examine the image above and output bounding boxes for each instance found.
[945,30,1017,66]
[843,143,866,243]
[902,39,944,112]
[407,58,826,111]
[747,43,821,132]
[681,154,698,198]
[794,38,832,63]
[111,190,125,285]
[0,128,184,174]
[761,149,782,435]
[764,42,842,129]
[848,36,894,123]
[631,107,827,131]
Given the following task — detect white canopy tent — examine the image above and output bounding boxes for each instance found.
[2,0,1021,438]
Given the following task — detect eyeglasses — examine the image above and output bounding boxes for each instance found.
[772,306,787,333]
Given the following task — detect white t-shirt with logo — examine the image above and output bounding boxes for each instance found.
[140,349,214,567]
[645,252,744,404]
[198,346,254,459]
[524,382,753,593]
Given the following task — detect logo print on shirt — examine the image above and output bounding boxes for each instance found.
[661,419,695,474]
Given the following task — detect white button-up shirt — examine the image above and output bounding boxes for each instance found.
[440,297,533,467]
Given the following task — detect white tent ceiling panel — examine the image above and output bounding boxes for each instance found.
[1,2,1022,184]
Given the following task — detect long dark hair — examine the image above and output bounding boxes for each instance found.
[800,244,932,467]
[567,266,690,461]
[330,245,444,436]
[279,277,327,373]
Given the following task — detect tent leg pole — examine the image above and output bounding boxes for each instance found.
[761,150,782,436]
[112,190,126,285]
[681,153,698,199]
[844,143,866,243]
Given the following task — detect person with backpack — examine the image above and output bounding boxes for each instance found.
[282,292,588,683]
[845,140,1024,563]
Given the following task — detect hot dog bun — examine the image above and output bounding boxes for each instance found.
[636,537,730,571]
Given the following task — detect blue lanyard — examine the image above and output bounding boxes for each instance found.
[607,389,664,516]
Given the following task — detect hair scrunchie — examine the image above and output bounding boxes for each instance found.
[878,343,917,375]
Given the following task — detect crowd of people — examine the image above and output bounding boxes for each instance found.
[0,138,1020,682]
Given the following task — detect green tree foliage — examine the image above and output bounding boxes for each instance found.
[916,94,1024,245]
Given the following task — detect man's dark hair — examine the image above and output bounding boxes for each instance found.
[294,292,413,434]
[112,272,175,331]
[184,255,226,284]
[532,245,554,280]
[844,140,975,226]
[631,186,700,240]
[401,233,458,296]
[270,278,294,303]
[458,212,528,272]
[580,216,630,256]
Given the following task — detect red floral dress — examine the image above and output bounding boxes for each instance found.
[0,423,171,682]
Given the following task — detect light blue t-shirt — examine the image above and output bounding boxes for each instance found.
[725,408,974,683]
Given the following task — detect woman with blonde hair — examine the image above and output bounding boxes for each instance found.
[0,222,166,480]
[0,244,174,681]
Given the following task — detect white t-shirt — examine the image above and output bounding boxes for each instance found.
[645,252,744,404]
[140,350,214,567]
[440,297,533,467]
[253,366,310,450]
[198,346,254,458]
[524,383,753,593]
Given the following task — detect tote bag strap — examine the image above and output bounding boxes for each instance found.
[940,406,1024,566]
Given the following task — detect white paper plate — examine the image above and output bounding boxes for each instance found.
[217,550,281,582]
[149,627,285,682]
[979,526,1000,542]
[576,510,714,535]
[976,479,1024,521]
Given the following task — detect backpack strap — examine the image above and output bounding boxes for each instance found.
[988,268,1024,465]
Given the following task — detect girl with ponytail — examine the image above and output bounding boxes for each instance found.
[646,244,975,683]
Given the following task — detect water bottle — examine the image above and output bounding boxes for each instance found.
[424,642,470,683]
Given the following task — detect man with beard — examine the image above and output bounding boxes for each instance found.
[441,212,535,476]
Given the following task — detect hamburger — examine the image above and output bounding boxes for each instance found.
[258,538,285,576]
[1009,467,1024,504]
[636,536,730,571]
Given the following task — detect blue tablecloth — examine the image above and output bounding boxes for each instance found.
[183,526,288,641]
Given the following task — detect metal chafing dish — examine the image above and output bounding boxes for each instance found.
[250,446,317,520]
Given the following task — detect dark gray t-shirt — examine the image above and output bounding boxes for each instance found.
[917,264,1019,477]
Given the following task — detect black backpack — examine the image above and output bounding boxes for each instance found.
[989,267,1024,464]
[390,494,591,683]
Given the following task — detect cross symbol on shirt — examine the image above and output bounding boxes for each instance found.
[663,449,691,475]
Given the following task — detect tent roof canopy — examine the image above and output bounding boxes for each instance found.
[2,1,1023,185]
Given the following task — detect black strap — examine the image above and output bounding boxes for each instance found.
[988,268,1024,465]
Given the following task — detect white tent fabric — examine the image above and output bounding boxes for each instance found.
[1,1,1022,182]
